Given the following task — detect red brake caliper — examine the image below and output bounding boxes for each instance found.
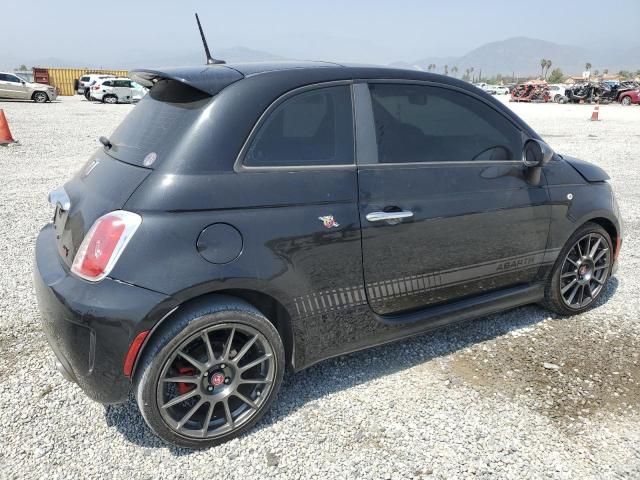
[177,366,197,395]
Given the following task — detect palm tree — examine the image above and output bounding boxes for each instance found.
[540,59,547,79]
[444,65,449,76]
[451,66,458,78]
[470,67,474,82]
[545,60,552,79]
[585,62,592,72]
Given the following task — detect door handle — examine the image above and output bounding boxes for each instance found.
[366,211,414,223]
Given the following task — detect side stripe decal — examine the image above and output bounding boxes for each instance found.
[293,248,561,318]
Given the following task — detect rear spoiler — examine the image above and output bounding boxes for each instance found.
[130,66,243,96]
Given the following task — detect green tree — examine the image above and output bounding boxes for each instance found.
[544,59,552,79]
[16,64,28,71]
[444,65,448,76]
[548,68,564,83]
[585,62,592,72]
[603,69,609,75]
[451,66,458,77]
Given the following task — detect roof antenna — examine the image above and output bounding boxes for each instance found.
[195,13,225,65]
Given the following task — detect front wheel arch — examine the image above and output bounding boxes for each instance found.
[32,91,49,102]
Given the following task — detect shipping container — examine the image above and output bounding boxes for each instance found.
[32,67,129,96]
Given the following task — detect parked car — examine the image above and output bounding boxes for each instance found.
[0,72,57,103]
[35,62,622,449]
[493,86,510,95]
[90,77,147,103]
[77,74,116,99]
[548,84,567,102]
[619,89,640,105]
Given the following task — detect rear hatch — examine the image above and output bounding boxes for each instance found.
[54,151,151,268]
[54,68,243,269]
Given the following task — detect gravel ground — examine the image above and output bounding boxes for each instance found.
[0,95,639,479]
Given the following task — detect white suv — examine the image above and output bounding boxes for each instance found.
[90,78,147,104]
[77,74,116,98]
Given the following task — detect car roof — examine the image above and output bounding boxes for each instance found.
[130,61,478,96]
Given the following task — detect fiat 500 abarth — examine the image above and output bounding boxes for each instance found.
[34,62,622,448]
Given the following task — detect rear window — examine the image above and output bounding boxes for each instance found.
[105,79,210,167]
[80,76,90,82]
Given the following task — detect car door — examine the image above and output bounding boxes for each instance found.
[354,82,551,316]
[0,74,25,99]
[113,80,132,102]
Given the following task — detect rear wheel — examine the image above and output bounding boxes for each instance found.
[134,296,285,449]
[544,222,613,316]
[32,91,48,103]
[621,96,632,106]
[103,94,118,104]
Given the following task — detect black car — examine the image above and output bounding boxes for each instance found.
[34,61,622,448]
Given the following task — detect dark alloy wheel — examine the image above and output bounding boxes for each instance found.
[134,296,285,448]
[559,232,610,309]
[544,222,613,315]
[157,323,276,439]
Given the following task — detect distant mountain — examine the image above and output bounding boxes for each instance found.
[392,37,640,77]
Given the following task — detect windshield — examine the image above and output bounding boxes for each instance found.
[105,79,211,167]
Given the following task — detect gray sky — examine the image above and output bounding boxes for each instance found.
[2,0,639,65]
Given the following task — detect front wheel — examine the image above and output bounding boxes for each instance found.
[621,96,632,106]
[32,91,49,103]
[134,296,285,449]
[543,222,613,316]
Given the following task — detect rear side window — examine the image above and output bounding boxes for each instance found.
[102,80,113,87]
[80,76,90,82]
[244,85,354,167]
[367,84,522,163]
[113,80,132,87]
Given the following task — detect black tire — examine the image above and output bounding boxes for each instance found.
[543,222,613,316]
[134,295,285,449]
[102,94,118,104]
[32,91,49,103]
[621,96,632,106]
[84,89,91,101]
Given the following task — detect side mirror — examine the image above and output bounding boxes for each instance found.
[523,139,554,168]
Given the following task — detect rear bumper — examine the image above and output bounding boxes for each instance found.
[34,223,170,404]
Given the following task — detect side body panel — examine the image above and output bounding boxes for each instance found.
[358,163,551,315]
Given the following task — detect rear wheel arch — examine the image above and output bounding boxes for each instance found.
[132,289,295,378]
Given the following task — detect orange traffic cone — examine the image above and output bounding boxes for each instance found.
[590,102,600,121]
[0,109,16,145]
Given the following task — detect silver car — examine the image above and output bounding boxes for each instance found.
[0,72,58,103]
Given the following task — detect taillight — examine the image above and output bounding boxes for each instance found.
[71,210,141,282]
[92,85,100,90]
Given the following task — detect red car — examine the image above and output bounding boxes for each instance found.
[619,89,640,105]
